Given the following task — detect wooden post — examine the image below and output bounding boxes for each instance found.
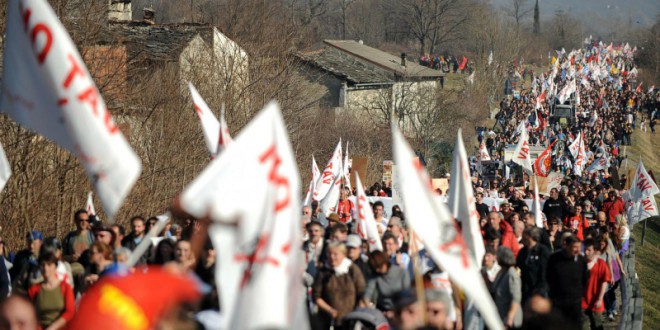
[641,219,647,246]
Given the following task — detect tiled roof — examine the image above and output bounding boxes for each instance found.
[298,47,395,84]
[298,40,444,84]
[96,22,215,61]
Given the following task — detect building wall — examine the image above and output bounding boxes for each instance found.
[108,1,132,21]
[82,45,128,108]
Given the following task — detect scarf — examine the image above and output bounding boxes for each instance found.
[333,258,352,276]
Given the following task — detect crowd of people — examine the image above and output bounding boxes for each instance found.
[298,41,656,330]
[0,42,656,330]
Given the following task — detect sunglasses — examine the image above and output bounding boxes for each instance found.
[78,219,89,223]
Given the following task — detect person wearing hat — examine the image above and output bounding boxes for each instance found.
[392,290,423,330]
[10,230,44,293]
[323,213,340,241]
[345,235,371,280]
[303,221,326,278]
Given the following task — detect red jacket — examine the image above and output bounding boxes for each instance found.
[499,220,520,257]
[602,198,625,223]
[28,281,76,325]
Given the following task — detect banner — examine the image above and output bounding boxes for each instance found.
[1,0,142,219]
[529,172,564,195]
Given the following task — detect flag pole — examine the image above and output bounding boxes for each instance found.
[409,230,428,324]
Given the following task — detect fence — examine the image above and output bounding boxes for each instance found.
[620,236,643,329]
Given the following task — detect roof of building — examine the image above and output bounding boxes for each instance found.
[297,47,395,84]
[96,22,215,61]
[298,40,444,84]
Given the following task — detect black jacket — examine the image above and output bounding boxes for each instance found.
[516,243,550,301]
[546,251,589,304]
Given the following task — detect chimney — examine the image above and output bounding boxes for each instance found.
[143,7,155,24]
[400,52,407,67]
[108,0,132,22]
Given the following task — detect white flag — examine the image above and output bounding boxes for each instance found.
[1,0,141,219]
[180,101,306,329]
[355,174,383,252]
[188,83,221,156]
[303,156,321,206]
[568,132,582,158]
[343,141,352,191]
[478,141,491,161]
[625,193,659,226]
[86,192,96,216]
[448,129,485,265]
[468,71,475,84]
[587,155,610,173]
[629,160,660,200]
[488,50,493,66]
[392,125,504,330]
[532,177,544,228]
[218,105,233,153]
[320,174,342,217]
[314,141,343,201]
[0,142,10,194]
[573,137,586,176]
[512,124,533,174]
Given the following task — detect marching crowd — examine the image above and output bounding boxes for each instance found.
[297,40,657,330]
[0,42,656,330]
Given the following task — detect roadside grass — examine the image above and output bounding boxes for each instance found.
[627,128,660,329]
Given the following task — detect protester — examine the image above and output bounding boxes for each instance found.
[516,227,549,302]
[363,251,410,315]
[582,239,611,329]
[121,216,149,265]
[0,294,39,330]
[312,242,365,329]
[546,235,589,328]
[28,252,75,330]
[492,247,523,329]
[62,210,94,265]
[11,231,44,291]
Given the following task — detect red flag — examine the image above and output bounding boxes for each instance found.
[459,56,468,70]
[66,268,201,330]
[533,141,556,177]
[636,82,643,93]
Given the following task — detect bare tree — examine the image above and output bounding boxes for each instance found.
[505,0,533,28]
[392,0,472,55]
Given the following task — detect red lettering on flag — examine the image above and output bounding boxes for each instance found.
[259,144,291,212]
[641,198,654,211]
[30,23,53,65]
[439,225,470,268]
[636,174,651,192]
[63,54,85,88]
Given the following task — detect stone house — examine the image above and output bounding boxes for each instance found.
[297,40,445,126]
[85,2,249,112]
